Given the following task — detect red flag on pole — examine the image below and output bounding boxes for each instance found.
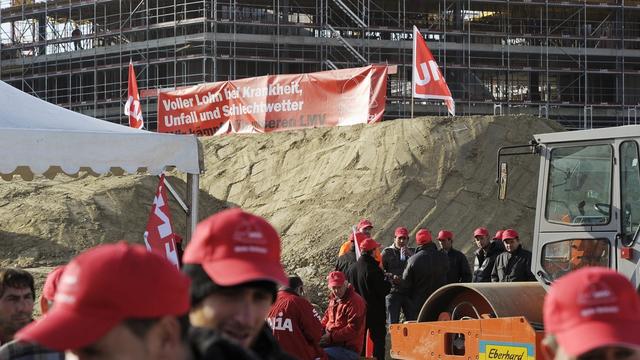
[124,60,145,129]
[143,174,180,268]
[412,26,455,117]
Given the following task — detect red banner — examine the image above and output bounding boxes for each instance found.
[143,174,180,269]
[157,65,388,136]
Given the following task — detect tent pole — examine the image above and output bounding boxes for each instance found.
[186,173,199,244]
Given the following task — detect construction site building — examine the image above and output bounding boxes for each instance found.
[1,0,640,129]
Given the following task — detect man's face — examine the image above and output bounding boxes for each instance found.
[361,226,372,236]
[474,235,490,249]
[189,287,273,349]
[394,236,408,249]
[503,238,520,253]
[329,284,347,299]
[551,345,640,360]
[439,238,452,251]
[0,286,34,339]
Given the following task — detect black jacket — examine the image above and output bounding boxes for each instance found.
[349,253,391,326]
[473,240,505,282]
[250,324,298,360]
[381,245,415,293]
[491,246,536,282]
[401,243,449,314]
[335,248,356,278]
[442,248,472,284]
[188,327,259,360]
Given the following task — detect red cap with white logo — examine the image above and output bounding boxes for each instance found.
[543,267,640,356]
[16,242,191,351]
[183,208,288,287]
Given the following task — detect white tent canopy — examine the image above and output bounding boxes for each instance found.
[0,80,202,238]
[0,80,202,180]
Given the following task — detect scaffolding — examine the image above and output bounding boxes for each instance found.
[2,0,640,129]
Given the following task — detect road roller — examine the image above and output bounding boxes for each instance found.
[390,125,640,359]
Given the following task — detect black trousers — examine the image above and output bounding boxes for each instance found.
[363,314,386,360]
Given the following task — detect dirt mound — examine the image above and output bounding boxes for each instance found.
[0,115,561,303]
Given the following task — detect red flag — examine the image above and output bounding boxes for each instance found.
[412,26,455,116]
[143,174,179,268]
[124,60,145,129]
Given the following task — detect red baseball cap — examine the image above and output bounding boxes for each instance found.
[183,208,288,286]
[493,230,504,240]
[16,242,191,351]
[41,265,65,302]
[395,227,409,238]
[359,237,380,252]
[501,229,519,240]
[357,219,373,232]
[437,230,453,240]
[416,229,432,245]
[543,267,640,356]
[327,271,346,287]
[473,227,489,237]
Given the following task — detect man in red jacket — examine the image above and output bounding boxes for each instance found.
[320,271,366,360]
[268,276,326,360]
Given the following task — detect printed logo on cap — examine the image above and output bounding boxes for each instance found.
[577,281,620,317]
[54,264,80,305]
[232,218,268,246]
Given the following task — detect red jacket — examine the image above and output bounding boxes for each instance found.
[268,290,327,360]
[321,285,367,353]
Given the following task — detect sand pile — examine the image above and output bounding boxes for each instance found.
[0,115,562,303]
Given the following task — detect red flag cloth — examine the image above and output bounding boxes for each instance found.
[143,174,180,268]
[412,26,455,116]
[124,60,145,129]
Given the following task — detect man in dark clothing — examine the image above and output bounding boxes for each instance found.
[267,276,326,360]
[349,238,390,360]
[491,229,536,282]
[472,227,505,282]
[14,243,256,360]
[437,230,472,284]
[402,229,449,321]
[381,226,416,324]
[183,209,296,360]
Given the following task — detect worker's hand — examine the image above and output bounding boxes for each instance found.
[392,275,401,285]
[319,333,330,346]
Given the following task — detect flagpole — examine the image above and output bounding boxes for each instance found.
[411,26,416,120]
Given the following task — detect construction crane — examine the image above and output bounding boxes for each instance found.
[390,125,640,359]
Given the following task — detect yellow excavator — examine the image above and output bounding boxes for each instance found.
[390,125,640,359]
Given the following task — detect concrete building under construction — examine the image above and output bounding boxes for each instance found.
[1,0,640,129]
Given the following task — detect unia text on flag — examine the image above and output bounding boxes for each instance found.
[124,60,145,129]
[144,174,180,268]
[412,26,455,117]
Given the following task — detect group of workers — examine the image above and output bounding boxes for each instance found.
[0,209,638,360]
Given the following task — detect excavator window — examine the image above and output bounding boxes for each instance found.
[620,141,640,246]
[541,238,610,280]
[545,144,612,225]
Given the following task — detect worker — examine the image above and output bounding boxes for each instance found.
[402,229,448,320]
[337,219,382,263]
[381,226,415,324]
[267,276,326,360]
[0,266,65,360]
[542,267,640,360]
[182,208,296,360]
[71,26,82,50]
[320,271,366,360]
[490,229,536,282]
[335,232,366,278]
[472,227,505,282]
[14,242,254,360]
[0,269,34,346]
[349,238,390,360]
[437,230,472,284]
[493,230,503,242]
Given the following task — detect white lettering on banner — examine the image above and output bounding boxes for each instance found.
[153,192,172,239]
[241,82,302,98]
[414,60,440,86]
[268,312,294,332]
[222,100,304,116]
[162,98,195,111]
[195,92,223,105]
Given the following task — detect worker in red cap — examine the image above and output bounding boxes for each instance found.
[491,229,535,282]
[402,229,448,320]
[182,208,295,360]
[437,230,471,284]
[335,231,367,279]
[381,226,416,325]
[472,227,504,283]
[267,276,326,360]
[493,230,504,241]
[337,219,382,265]
[349,238,390,360]
[14,242,253,360]
[542,267,640,360]
[320,271,366,360]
